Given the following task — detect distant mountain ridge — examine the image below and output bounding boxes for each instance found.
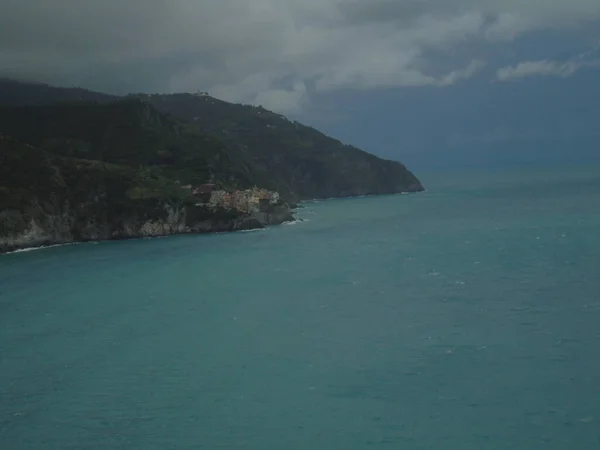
[0,78,117,106]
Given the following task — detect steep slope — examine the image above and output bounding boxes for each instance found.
[0,80,424,200]
[0,101,292,253]
[138,93,424,199]
[0,99,274,190]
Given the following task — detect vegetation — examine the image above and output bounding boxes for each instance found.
[0,134,190,240]
[138,93,424,199]
[0,99,272,249]
[0,79,423,201]
[0,99,274,190]
[0,79,423,251]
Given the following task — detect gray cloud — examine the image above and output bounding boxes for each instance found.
[438,60,486,86]
[496,46,600,81]
[1,0,599,112]
[497,60,583,81]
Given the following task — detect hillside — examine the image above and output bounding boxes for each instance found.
[0,100,291,253]
[0,78,117,106]
[0,99,275,191]
[1,134,187,247]
[0,79,424,252]
[133,93,424,199]
[0,80,424,200]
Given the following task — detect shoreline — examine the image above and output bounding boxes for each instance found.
[1,190,423,255]
[0,217,296,256]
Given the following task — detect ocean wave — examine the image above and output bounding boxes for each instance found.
[284,218,310,226]
[3,242,77,255]
[238,228,267,233]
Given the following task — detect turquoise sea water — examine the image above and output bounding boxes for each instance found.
[1,166,600,449]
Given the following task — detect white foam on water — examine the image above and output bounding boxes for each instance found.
[238,228,267,233]
[7,247,40,254]
[3,242,77,255]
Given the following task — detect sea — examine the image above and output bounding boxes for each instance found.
[1,165,600,449]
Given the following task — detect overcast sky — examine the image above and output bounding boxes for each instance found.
[1,0,599,168]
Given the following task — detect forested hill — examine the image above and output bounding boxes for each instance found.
[0,99,288,253]
[0,79,423,200]
[138,93,424,198]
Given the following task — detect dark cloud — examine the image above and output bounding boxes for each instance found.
[1,0,599,112]
[339,0,458,24]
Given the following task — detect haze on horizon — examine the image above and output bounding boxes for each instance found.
[1,0,599,170]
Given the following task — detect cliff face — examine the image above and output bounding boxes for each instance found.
[1,199,292,254]
[0,164,293,253]
[0,108,292,254]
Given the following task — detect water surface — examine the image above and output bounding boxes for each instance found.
[2,166,600,449]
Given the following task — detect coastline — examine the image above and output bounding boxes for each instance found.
[0,206,296,255]
[0,213,296,255]
[1,189,425,255]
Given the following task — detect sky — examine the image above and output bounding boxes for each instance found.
[1,0,599,169]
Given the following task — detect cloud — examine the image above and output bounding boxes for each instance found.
[438,60,487,86]
[497,60,577,81]
[496,47,600,81]
[1,0,600,113]
[254,81,307,113]
[484,13,535,41]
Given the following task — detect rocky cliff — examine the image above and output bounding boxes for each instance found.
[0,107,293,253]
[1,199,293,254]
